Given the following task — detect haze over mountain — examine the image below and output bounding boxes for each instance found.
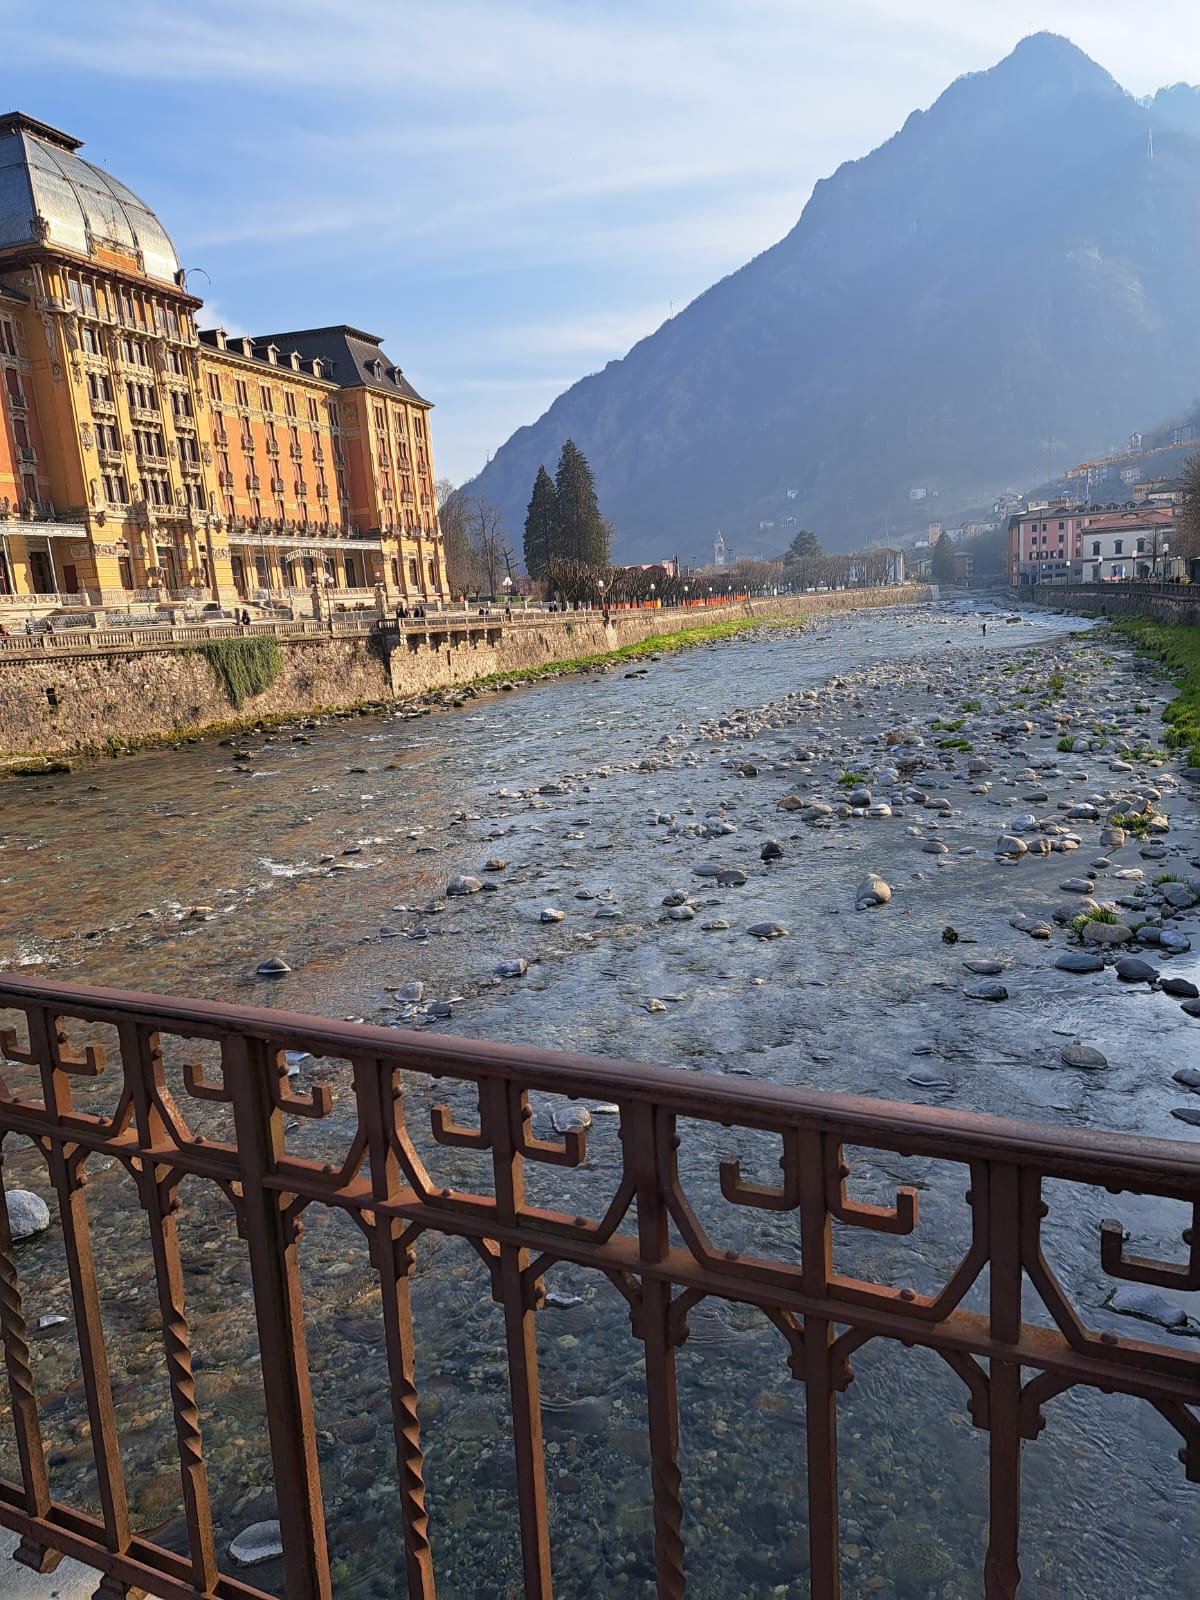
[464,35,1200,564]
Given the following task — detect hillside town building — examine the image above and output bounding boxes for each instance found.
[0,112,449,609]
[1008,499,1176,584]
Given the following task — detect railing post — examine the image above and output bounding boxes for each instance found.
[801,1132,840,1599]
[985,1161,1023,1599]
[224,1030,331,1599]
[625,1101,686,1600]
[483,1076,553,1598]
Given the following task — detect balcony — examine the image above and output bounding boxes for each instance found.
[0,976,1197,1599]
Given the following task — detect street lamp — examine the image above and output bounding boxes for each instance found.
[649,581,655,609]
[502,574,513,611]
[597,579,606,614]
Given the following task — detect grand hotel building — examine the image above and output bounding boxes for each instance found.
[0,111,449,608]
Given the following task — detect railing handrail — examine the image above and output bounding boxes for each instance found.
[0,974,1194,1191]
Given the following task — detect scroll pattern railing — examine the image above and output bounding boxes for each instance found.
[0,977,1196,1598]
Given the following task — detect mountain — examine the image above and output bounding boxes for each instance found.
[463,35,1200,563]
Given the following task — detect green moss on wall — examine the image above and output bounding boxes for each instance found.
[198,638,284,709]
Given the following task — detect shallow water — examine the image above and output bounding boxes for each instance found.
[1,600,1198,1597]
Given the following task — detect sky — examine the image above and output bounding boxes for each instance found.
[6,1,1200,485]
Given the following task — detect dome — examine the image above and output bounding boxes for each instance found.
[0,112,181,285]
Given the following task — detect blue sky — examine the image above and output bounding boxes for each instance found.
[6,1,1196,484]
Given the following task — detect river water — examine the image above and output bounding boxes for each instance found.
[1,600,1197,1598]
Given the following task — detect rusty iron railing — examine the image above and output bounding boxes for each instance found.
[0,976,1196,1597]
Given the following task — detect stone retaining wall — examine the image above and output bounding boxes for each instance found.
[0,587,925,762]
[1022,584,1200,627]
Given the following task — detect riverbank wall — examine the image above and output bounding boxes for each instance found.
[0,586,927,764]
[1022,582,1200,626]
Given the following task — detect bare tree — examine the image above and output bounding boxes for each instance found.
[463,496,513,598]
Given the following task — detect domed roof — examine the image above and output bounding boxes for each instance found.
[0,112,180,285]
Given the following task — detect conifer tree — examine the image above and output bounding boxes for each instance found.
[554,439,609,567]
[523,465,558,580]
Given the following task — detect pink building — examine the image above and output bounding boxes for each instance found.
[1009,502,1175,583]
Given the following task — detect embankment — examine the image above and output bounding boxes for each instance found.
[0,587,925,763]
[1023,583,1200,626]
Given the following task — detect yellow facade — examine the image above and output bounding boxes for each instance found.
[0,112,449,610]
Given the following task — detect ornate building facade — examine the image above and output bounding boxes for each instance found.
[0,111,449,608]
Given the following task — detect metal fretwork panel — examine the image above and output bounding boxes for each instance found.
[0,976,1196,1598]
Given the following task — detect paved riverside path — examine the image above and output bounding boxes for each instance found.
[0,1531,94,1597]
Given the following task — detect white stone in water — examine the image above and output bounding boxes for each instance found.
[551,1105,592,1134]
[230,1521,284,1567]
[395,981,425,1002]
[855,874,891,909]
[446,874,483,895]
[995,835,1027,858]
[539,908,566,923]
[4,1190,49,1240]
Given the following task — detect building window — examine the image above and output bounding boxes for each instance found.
[86,372,113,404]
[234,378,249,407]
[166,348,185,376]
[260,384,274,412]
[1092,542,1100,556]
[427,558,436,587]
[308,397,320,423]
[171,389,194,421]
[0,319,17,356]
[118,557,133,589]
[1114,540,1123,555]
[103,473,128,504]
[284,391,297,417]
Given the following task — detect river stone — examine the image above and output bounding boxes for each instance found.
[760,840,784,861]
[963,959,1004,975]
[1055,952,1104,973]
[1162,977,1200,999]
[866,802,892,817]
[1053,898,1099,923]
[1059,1040,1107,1070]
[483,858,507,872]
[922,840,949,855]
[701,918,730,931]
[964,981,1008,1002]
[1161,882,1197,909]
[1059,878,1095,895]
[495,959,528,978]
[717,869,748,888]
[1174,1067,1200,1089]
[856,874,891,909]
[551,1105,592,1134]
[668,904,696,921]
[4,1190,49,1240]
[539,908,566,923]
[1161,931,1192,955]
[256,955,290,976]
[907,1069,952,1088]
[846,787,872,808]
[1110,1286,1187,1328]
[995,835,1027,858]
[1082,922,1133,946]
[747,921,789,940]
[594,905,621,918]
[645,998,668,1013]
[230,1521,284,1567]
[662,891,690,907]
[395,981,425,1001]
[1181,1000,1200,1018]
[447,875,483,895]
[1173,1105,1200,1126]
[1115,956,1159,983]
[1099,825,1126,849]
[691,862,722,877]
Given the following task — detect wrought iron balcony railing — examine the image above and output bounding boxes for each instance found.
[0,977,1196,1599]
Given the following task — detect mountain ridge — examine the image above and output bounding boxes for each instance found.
[464,35,1200,562]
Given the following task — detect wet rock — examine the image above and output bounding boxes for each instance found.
[995,835,1027,858]
[1162,977,1200,999]
[747,921,789,939]
[716,869,748,888]
[256,956,290,977]
[855,873,891,909]
[1110,1286,1187,1328]
[661,891,690,907]
[1161,931,1192,955]
[963,981,1008,1002]
[1115,956,1158,983]
[539,908,566,923]
[1059,1040,1107,1070]
[230,1521,284,1567]
[446,875,483,896]
[425,1000,453,1019]
[963,959,1004,975]
[760,840,784,861]
[1161,882,1197,909]
[395,981,425,1001]
[1082,922,1133,946]
[645,998,668,1013]
[1099,825,1126,849]
[668,904,695,921]
[1173,1067,1200,1089]
[701,919,730,931]
[594,905,621,919]
[1182,999,1200,1019]
[483,858,507,872]
[1059,878,1095,895]
[922,839,949,855]
[551,1105,592,1134]
[691,862,722,877]
[1055,952,1105,974]
[907,1069,952,1088]
[495,959,528,978]
[4,1190,49,1240]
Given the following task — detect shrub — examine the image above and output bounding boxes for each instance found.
[199,638,284,710]
[1057,736,1076,752]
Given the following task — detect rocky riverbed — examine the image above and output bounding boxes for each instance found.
[2,599,1199,1598]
